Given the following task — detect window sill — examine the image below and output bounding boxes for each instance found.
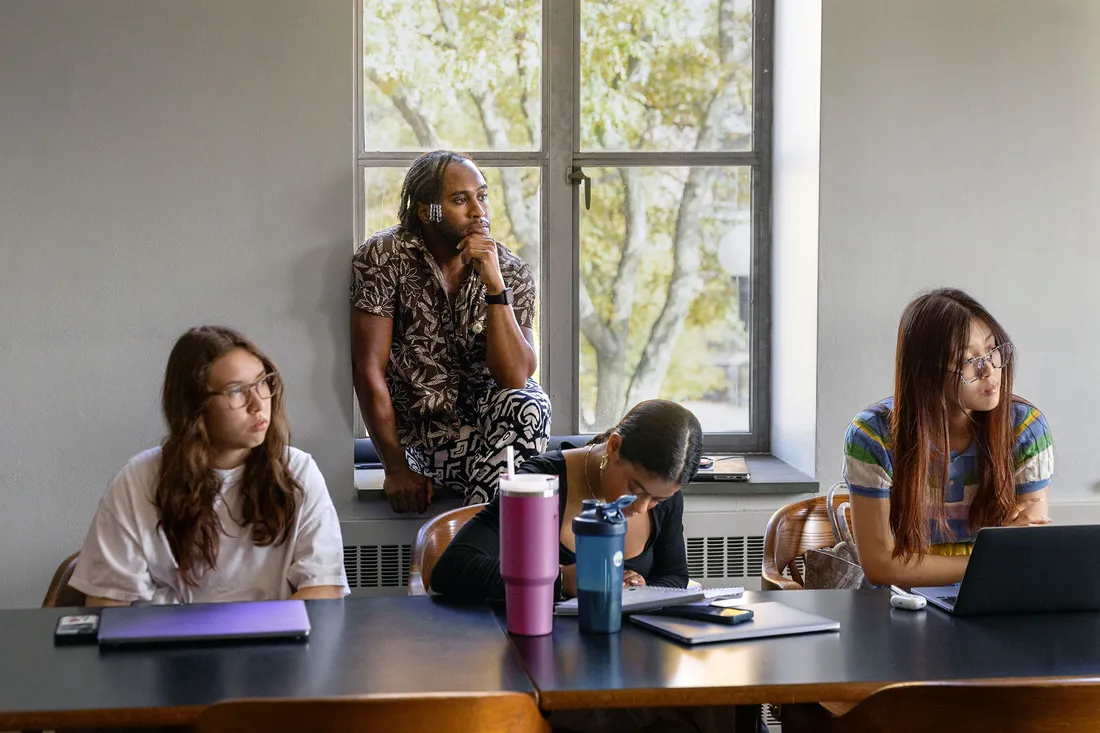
[682,454,818,496]
[353,453,816,502]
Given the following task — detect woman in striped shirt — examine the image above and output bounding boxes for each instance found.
[844,288,1054,588]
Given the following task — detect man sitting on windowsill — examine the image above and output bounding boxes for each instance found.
[351,150,551,514]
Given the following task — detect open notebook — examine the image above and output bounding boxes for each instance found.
[554,585,743,616]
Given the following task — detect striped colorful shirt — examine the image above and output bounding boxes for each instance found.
[843,398,1054,545]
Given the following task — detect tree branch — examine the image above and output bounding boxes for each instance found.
[512,3,536,148]
[365,68,440,148]
[626,0,740,405]
[609,167,646,338]
[579,278,616,357]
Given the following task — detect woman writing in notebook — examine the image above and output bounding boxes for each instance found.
[431,399,702,600]
[70,326,348,605]
[844,289,1054,588]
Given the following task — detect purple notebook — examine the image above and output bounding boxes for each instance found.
[97,599,311,647]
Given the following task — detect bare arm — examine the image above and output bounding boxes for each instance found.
[484,317,536,388]
[85,596,131,607]
[351,307,433,513]
[1007,489,1050,526]
[850,494,970,587]
[351,307,405,471]
[459,235,537,388]
[290,585,344,600]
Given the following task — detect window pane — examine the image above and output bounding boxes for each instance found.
[362,165,542,365]
[578,167,751,433]
[363,1,541,152]
[580,0,753,152]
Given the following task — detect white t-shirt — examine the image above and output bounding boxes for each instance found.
[70,446,349,604]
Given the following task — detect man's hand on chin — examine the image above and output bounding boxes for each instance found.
[458,233,505,292]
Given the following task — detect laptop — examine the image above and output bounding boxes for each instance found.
[694,455,751,482]
[631,601,839,645]
[98,599,311,648]
[912,525,1100,616]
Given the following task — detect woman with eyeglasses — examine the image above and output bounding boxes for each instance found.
[845,289,1054,588]
[71,326,347,605]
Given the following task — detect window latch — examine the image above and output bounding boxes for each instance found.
[568,167,591,211]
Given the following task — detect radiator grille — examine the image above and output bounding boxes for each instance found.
[343,544,411,588]
[686,535,765,579]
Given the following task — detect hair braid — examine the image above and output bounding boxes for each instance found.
[397,150,471,235]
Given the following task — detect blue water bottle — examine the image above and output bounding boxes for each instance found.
[572,495,637,633]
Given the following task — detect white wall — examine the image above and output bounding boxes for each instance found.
[770,0,821,478]
[0,0,353,608]
[818,0,1100,501]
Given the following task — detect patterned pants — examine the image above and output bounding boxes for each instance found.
[406,380,552,505]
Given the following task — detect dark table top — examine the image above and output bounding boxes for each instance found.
[0,596,535,729]
[498,588,1100,710]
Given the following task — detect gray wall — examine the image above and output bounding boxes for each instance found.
[0,0,353,608]
[818,0,1100,499]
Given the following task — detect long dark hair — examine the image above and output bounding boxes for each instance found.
[397,150,471,235]
[157,326,301,586]
[888,288,1016,560]
[593,399,704,485]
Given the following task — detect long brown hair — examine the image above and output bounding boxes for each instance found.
[157,326,301,586]
[887,289,1016,560]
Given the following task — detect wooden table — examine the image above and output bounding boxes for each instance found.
[500,588,1100,711]
[0,596,535,730]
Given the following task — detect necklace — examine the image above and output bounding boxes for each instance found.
[584,444,601,501]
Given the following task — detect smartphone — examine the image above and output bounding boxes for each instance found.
[651,604,755,625]
[54,614,100,646]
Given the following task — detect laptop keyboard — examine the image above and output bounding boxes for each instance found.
[941,595,958,605]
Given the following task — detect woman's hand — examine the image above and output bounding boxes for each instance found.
[1006,495,1051,527]
[623,570,646,588]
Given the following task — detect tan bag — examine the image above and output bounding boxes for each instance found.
[802,482,868,590]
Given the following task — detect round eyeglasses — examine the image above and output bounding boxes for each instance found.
[957,343,1013,385]
[207,372,280,409]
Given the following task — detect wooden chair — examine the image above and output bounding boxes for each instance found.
[779,681,1100,733]
[408,504,486,595]
[194,692,549,733]
[41,551,86,607]
[761,485,851,590]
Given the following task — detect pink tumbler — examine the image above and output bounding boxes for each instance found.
[499,473,560,636]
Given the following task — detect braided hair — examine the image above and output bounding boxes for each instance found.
[397,150,472,236]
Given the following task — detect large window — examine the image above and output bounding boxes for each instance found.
[358,0,772,450]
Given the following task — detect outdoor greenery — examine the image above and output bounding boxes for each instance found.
[362,0,754,432]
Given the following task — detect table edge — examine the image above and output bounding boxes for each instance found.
[534,674,1100,710]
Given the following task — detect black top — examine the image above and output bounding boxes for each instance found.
[430,451,689,601]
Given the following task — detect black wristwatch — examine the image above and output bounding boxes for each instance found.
[485,287,514,306]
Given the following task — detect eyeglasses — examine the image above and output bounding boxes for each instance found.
[207,372,280,410]
[956,344,1013,384]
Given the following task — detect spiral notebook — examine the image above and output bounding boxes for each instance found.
[554,585,743,616]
